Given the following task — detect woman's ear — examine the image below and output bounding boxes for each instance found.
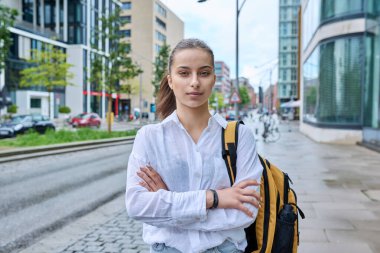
[167,75,173,89]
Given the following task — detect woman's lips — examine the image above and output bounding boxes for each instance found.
[187,92,202,96]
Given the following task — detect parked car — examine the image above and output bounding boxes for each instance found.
[225,110,237,121]
[0,114,55,138]
[69,113,101,128]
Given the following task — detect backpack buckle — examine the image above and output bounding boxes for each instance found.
[222,149,229,159]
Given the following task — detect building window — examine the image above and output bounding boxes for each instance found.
[155,44,162,54]
[125,43,131,53]
[291,38,298,50]
[30,98,41,108]
[280,23,288,36]
[303,36,363,126]
[120,29,131,37]
[122,2,131,10]
[281,53,287,65]
[22,0,34,23]
[321,0,364,22]
[155,17,166,30]
[291,69,297,80]
[291,21,297,35]
[291,53,297,65]
[121,15,131,24]
[282,85,287,97]
[155,2,167,17]
[155,30,166,42]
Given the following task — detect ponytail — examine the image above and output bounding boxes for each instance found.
[156,74,176,120]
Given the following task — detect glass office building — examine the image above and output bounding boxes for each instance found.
[301,0,380,147]
[2,0,119,118]
[364,1,380,147]
[278,0,301,104]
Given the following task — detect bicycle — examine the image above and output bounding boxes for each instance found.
[261,115,280,143]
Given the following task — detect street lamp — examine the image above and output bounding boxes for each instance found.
[198,0,248,118]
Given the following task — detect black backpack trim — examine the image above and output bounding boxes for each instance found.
[221,128,235,186]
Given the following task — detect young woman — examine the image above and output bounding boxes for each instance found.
[125,38,263,253]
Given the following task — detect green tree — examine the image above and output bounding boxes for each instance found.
[209,91,224,112]
[90,7,142,132]
[0,4,18,71]
[19,44,74,118]
[152,43,170,97]
[238,86,251,106]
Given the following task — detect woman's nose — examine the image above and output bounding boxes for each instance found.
[190,74,200,87]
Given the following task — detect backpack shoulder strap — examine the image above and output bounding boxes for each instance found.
[222,120,243,185]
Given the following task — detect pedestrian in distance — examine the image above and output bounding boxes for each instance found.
[125,38,263,253]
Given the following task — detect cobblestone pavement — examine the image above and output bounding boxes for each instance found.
[18,196,149,253]
[60,211,149,253]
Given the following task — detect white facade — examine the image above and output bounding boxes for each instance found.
[66,45,85,118]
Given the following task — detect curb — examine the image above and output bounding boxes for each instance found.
[0,136,135,158]
[0,136,136,164]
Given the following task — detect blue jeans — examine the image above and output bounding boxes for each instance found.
[150,240,243,253]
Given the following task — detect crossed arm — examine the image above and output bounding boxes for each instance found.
[125,125,262,231]
[137,164,261,218]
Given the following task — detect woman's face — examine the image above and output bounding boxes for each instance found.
[168,48,215,111]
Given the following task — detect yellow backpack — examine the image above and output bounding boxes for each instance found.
[222,121,305,253]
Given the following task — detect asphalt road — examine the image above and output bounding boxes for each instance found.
[0,144,133,253]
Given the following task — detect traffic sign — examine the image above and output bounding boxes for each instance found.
[230,91,241,104]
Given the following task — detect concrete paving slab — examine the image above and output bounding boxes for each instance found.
[363,190,380,201]
[325,229,380,252]
[300,228,328,242]
[312,202,367,210]
[301,218,355,230]
[298,242,374,253]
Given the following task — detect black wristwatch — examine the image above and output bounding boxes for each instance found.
[210,189,219,209]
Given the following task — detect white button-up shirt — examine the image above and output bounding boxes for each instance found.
[125,111,263,253]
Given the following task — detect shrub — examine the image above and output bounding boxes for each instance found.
[0,128,138,147]
[7,104,17,114]
[58,105,71,114]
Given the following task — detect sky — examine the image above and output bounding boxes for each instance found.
[161,0,279,91]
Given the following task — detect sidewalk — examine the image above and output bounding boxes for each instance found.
[19,120,380,253]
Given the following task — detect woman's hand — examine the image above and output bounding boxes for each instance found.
[137,165,168,192]
[211,180,261,217]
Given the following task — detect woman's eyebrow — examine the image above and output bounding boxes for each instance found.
[177,66,191,69]
[199,66,213,69]
[176,66,213,69]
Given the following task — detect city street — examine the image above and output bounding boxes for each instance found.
[11,118,380,253]
[0,144,132,253]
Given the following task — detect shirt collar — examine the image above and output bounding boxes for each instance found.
[162,110,227,130]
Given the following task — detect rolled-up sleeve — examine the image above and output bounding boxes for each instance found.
[125,127,207,227]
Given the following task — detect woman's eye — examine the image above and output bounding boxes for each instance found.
[179,71,189,76]
[199,71,210,76]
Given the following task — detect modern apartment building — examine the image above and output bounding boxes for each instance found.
[119,0,183,117]
[278,0,300,104]
[300,0,380,147]
[264,83,278,113]
[214,61,231,94]
[0,0,122,118]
